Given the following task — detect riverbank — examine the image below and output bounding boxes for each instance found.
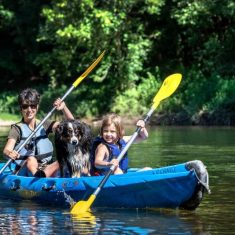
[0,120,15,127]
[1,110,235,127]
[0,117,138,128]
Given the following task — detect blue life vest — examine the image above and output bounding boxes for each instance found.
[91,136,129,175]
[13,120,53,165]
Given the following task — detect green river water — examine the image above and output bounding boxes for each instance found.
[0,126,234,234]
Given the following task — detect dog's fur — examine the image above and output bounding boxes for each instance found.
[55,119,93,178]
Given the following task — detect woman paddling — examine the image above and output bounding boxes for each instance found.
[3,88,74,177]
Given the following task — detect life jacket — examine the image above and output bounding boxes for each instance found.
[13,120,53,165]
[90,136,129,175]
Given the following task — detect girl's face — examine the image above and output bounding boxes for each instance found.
[21,103,38,122]
[102,123,118,144]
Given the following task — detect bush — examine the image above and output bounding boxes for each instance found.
[0,91,18,114]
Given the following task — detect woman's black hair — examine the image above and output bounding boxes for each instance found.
[18,88,40,106]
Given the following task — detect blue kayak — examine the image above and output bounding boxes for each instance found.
[0,160,210,210]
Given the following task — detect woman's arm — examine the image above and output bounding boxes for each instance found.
[3,138,20,160]
[3,126,21,160]
[54,98,74,120]
[51,98,75,132]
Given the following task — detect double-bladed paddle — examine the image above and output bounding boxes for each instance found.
[70,73,182,215]
[0,51,105,174]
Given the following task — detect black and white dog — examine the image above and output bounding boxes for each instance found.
[55,119,93,178]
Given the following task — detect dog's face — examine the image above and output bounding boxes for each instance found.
[55,120,93,152]
[55,120,82,146]
[55,120,93,177]
[57,121,80,146]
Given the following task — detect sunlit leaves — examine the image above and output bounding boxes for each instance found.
[173,1,208,26]
[144,0,165,15]
[126,38,152,82]
[0,5,14,29]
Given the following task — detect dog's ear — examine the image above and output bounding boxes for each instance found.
[55,122,64,136]
[80,122,94,151]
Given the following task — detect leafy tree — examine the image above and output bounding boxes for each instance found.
[1,0,235,124]
[0,0,49,90]
[35,0,160,116]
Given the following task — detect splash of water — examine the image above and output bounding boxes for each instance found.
[61,190,76,207]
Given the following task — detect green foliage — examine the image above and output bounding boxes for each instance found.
[0,91,18,114]
[0,112,21,121]
[0,1,48,89]
[112,70,161,116]
[0,4,14,29]
[204,77,235,112]
[1,0,235,124]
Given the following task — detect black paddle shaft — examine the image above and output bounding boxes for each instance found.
[93,111,152,197]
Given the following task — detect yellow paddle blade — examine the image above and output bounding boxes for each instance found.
[70,73,182,216]
[70,194,96,215]
[152,73,182,109]
[73,51,105,87]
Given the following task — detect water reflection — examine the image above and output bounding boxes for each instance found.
[0,199,213,235]
[71,211,97,234]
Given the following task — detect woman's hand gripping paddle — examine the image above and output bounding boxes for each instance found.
[70,73,182,215]
[0,51,105,175]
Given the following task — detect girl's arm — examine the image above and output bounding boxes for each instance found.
[95,144,119,168]
[123,119,149,143]
[136,119,148,141]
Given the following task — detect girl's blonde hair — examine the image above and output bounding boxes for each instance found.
[100,113,125,139]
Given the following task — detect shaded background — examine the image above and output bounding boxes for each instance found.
[0,0,235,125]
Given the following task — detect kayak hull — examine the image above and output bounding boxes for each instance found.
[0,160,209,210]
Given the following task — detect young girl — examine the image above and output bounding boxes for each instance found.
[91,113,148,175]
